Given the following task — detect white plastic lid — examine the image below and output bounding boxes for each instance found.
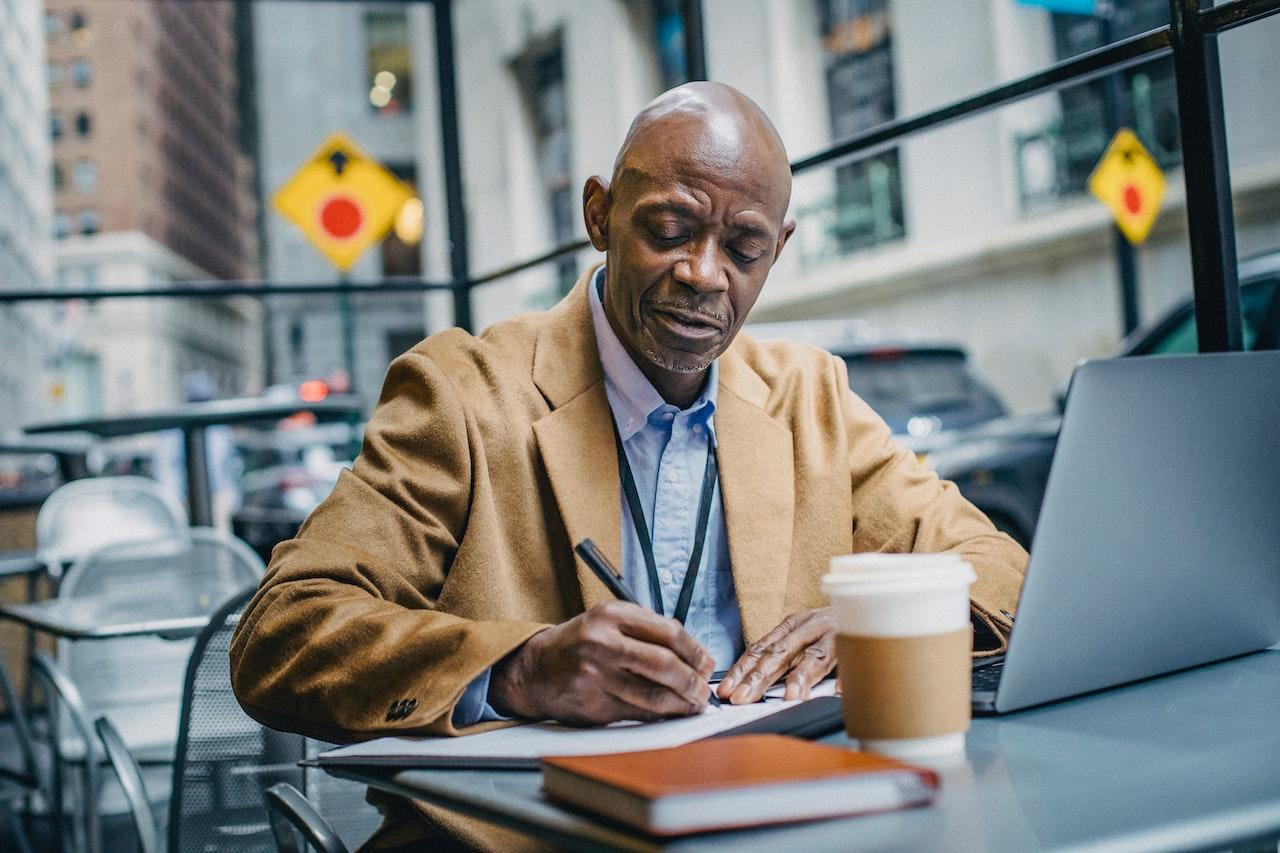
[821,553,976,597]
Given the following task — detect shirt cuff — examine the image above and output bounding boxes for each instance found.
[451,666,511,727]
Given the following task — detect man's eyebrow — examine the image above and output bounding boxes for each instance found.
[632,199,698,218]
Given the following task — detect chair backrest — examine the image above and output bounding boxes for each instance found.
[56,529,266,761]
[37,475,188,570]
[170,585,305,853]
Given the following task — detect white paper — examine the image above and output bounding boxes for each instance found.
[321,680,836,764]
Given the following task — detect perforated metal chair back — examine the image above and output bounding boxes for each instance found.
[56,529,265,763]
[170,585,304,853]
[36,475,189,573]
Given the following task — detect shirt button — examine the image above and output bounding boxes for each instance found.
[693,424,703,433]
[661,412,674,422]
[660,570,674,585]
[666,470,679,482]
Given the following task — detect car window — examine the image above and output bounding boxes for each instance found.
[1147,279,1278,354]
[843,350,998,430]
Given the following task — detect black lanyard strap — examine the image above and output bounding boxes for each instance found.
[612,421,718,625]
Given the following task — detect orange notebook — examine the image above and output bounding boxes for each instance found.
[541,734,939,836]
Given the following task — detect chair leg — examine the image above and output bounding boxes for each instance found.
[0,800,36,853]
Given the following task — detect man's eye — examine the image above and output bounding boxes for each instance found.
[729,245,764,264]
[650,226,687,243]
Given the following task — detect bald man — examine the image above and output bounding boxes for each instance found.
[231,83,1026,849]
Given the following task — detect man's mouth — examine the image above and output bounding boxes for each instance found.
[647,305,725,344]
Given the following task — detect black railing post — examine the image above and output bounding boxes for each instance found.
[681,0,707,82]
[1097,5,1142,336]
[433,0,474,332]
[1169,0,1242,352]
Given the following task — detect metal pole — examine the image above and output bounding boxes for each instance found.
[1169,0,1242,352]
[433,0,474,333]
[182,426,212,527]
[681,0,708,82]
[339,274,357,395]
[1098,6,1142,335]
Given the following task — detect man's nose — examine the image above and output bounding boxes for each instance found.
[673,237,728,293]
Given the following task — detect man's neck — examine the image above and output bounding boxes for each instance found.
[634,357,708,410]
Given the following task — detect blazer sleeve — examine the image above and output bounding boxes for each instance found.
[229,348,549,741]
[836,357,1027,653]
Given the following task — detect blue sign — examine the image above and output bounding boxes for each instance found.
[1017,0,1095,14]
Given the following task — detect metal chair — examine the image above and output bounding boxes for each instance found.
[264,784,349,853]
[92,586,346,852]
[35,476,189,578]
[33,530,265,852]
[0,642,41,853]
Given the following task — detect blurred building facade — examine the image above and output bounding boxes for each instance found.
[251,0,429,404]
[43,0,263,417]
[0,0,56,432]
[399,0,1280,414]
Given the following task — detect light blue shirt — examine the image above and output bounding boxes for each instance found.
[452,267,743,726]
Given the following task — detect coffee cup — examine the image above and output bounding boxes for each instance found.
[822,553,976,759]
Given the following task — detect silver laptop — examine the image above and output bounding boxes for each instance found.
[972,351,1280,714]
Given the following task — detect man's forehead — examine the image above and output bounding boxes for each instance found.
[614,156,789,223]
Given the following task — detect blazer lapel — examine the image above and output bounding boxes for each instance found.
[716,349,795,644]
[532,387,622,612]
[531,263,623,611]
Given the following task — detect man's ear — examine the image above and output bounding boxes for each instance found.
[772,218,797,263]
[583,176,611,252]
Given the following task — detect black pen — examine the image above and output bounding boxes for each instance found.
[574,538,721,707]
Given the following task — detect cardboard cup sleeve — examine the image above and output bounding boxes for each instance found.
[836,628,973,740]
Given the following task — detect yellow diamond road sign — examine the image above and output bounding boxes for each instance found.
[271,132,415,272]
[1087,128,1167,245]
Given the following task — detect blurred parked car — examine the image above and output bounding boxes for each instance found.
[926,250,1280,547]
[747,320,1007,451]
[231,421,361,562]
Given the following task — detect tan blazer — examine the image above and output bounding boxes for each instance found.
[230,263,1025,845]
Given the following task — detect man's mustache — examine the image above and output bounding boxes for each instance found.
[644,299,729,328]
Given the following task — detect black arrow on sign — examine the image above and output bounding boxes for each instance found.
[328,149,349,176]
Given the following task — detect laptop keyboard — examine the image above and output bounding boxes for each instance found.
[971,660,1005,692]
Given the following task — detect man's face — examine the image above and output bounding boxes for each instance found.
[585,134,794,377]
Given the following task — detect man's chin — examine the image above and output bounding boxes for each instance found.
[639,339,718,375]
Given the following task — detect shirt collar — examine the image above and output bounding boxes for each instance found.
[588,266,718,443]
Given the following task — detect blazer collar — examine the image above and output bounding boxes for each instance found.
[532,263,795,641]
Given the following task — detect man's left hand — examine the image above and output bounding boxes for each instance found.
[716,607,836,703]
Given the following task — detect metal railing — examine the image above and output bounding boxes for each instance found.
[3,0,1278,356]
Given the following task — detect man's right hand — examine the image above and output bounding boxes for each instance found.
[488,601,715,726]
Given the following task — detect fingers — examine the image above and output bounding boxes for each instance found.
[604,668,706,720]
[606,602,714,677]
[612,634,709,710]
[718,608,834,704]
[782,636,836,700]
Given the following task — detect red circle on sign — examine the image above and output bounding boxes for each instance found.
[1122,184,1142,215]
[320,196,362,239]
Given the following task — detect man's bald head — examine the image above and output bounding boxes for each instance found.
[611,82,792,223]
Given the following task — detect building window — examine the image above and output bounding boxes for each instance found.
[45,12,63,39]
[815,0,905,254]
[71,59,92,89]
[74,112,91,139]
[650,0,688,89]
[69,11,91,46]
[72,159,97,193]
[365,11,413,115]
[1015,0,1178,209]
[50,111,64,141]
[78,209,100,236]
[516,35,576,296]
[53,212,71,239]
[53,162,65,191]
